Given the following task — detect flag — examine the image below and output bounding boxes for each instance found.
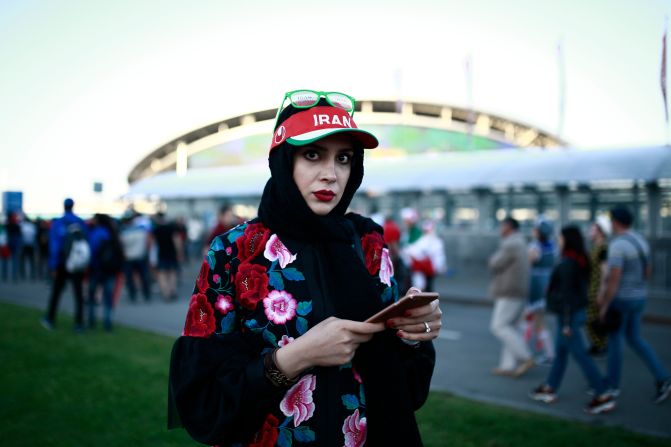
[662,23,668,124]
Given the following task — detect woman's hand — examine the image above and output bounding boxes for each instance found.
[275,317,385,378]
[386,287,442,342]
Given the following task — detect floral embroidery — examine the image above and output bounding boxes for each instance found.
[280,374,316,427]
[352,366,363,384]
[264,234,297,269]
[278,335,295,347]
[195,261,210,293]
[183,293,216,337]
[183,218,397,446]
[215,294,234,315]
[235,263,269,310]
[379,248,394,287]
[264,290,297,325]
[342,409,367,447]
[361,232,384,275]
[236,223,271,263]
[248,413,279,447]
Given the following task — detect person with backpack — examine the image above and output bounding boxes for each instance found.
[598,206,671,404]
[42,198,89,332]
[87,214,124,331]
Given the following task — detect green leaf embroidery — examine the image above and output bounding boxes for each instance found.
[263,329,278,347]
[269,271,284,290]
[293,426,316,442]
[296,301,312,316]
[281,268,305,281]
[277,428,292,447]
[342,394,360,410]
[220,311,236,334]
[207,250,216,270]
[296,317,308,335]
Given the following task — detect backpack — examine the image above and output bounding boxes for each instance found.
[63,223,91,273]
[98,237,124,274]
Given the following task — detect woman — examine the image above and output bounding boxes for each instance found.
[523,219,555,364]
[529,226,615,414]
[585,215,610,357]
[168,91,441,446]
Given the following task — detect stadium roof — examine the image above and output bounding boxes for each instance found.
[128,99,565,184]
[125,145,671,200]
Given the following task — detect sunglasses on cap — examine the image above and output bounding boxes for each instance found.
[275,90,356,126]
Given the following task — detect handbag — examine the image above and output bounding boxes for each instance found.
[590,306,622,335]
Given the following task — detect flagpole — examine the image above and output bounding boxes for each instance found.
[662,15,669,147]
[557,38,566,145]
[464,55,474,150]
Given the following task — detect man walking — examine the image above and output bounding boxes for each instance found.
[489,217,534,377]
[41,198,89,332]
[598,207,671,403]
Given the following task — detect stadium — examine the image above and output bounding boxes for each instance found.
[125,99,671,297]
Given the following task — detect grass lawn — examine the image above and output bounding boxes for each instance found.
[0,301,668,447]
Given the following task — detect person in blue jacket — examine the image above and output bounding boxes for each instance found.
[41,198,88,332]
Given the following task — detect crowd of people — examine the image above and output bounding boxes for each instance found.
[0,198,249,334]
[487,208,671,415]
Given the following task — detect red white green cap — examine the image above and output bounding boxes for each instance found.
[270,106,378,151]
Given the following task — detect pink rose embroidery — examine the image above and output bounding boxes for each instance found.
[342,409,367,447]
[264,234,297,268]
[225,246,232,255]
[278,335,295,347]
[213,274,221,284]
[263,290,297,325]
[379,248,394,287]
[215,294,233,315]
[280,374,316,427]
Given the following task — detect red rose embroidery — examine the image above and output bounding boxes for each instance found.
[361,232,384,275]
[195,261,210,293]
[236,223,271,263]
[183,293,216,337]
[248,414,279,447]
[235,262,269,310]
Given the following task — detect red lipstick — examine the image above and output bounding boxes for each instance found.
[313,190,336,202]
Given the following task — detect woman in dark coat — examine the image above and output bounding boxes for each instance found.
[529,225,615,414]
[168,91,441,447]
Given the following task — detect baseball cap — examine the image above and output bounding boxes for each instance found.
[270,106,378,151]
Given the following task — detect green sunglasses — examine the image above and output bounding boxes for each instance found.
[275,90,356,126]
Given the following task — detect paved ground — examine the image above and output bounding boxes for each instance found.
[1,262,670,438]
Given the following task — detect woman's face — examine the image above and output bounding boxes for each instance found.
[292,134,354,216]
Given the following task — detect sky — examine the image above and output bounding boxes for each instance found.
[0,0,669,215]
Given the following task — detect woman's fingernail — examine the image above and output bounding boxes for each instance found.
[396,330,403,338]
[404,311,412,317]
[386,320,395,328]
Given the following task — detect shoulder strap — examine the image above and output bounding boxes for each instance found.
[617,233,648,279]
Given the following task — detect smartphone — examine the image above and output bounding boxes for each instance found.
[365,292,439,323]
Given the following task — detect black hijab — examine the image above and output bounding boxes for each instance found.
[257,101,426,446]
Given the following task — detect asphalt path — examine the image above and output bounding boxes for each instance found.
[1,261,669,438]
